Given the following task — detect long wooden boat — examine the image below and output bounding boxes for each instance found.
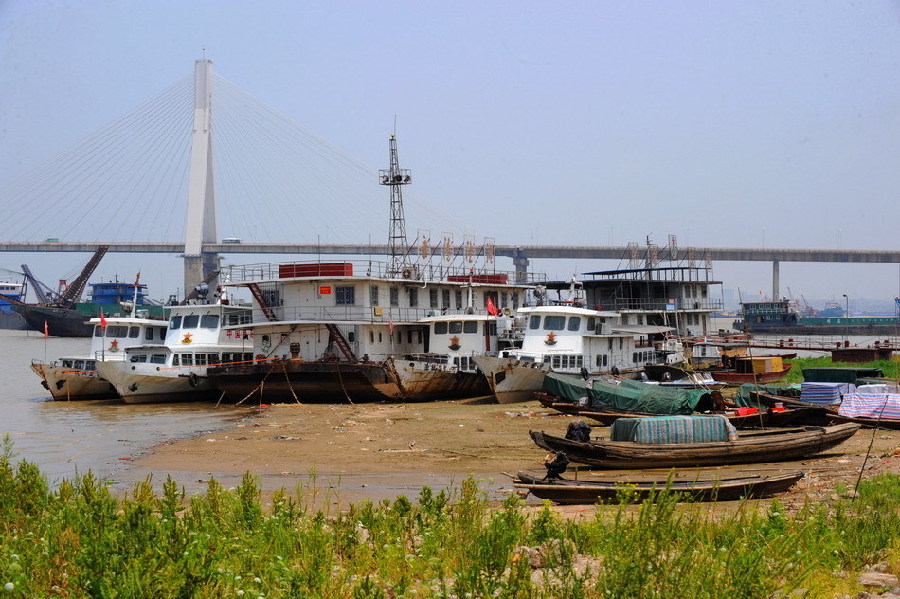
[536,392,821,428]
[513,471,805,504]
[529,423,860,469]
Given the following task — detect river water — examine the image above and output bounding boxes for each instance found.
[0,329,255,490]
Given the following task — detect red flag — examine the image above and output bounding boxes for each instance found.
[486,297,499,316]
[388,320,395,335]
[100,310,108,330]
[43,320,49,338]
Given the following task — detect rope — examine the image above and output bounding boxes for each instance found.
[852,393,893,498]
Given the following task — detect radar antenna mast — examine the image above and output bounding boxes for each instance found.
[379,133,412,277]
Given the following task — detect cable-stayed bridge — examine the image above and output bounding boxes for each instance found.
[0,59,897,298]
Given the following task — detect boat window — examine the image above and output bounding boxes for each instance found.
[389,286,399,306]
[196,354,207,366]
[587,317,596,331]
[73,360,85,370]
[348,331,355,343]
[529,315,541,330]
[130,354,148,363]
[62,359,73,368]
[150,354,166,364]
[180,353,192,366]
[201,315,219,329]
[370,285,379,306]
[94,327,103,337]
[129,326,140,338]
[335,285,355,305]
[486,321,497,336]
[85,361,96,370]
[441,289,450,308]
[463,321,478,334]
[567,317,581,331]
[145,327,154,340]
[544,316,566,331]
[172,354,179,366]
[448,321,463,334]
[429,288,438,308]
[455,290,463,310]
[434,322,448,334]
[106,325,128,338]
[408,287,418,307]
[169,315,181,330]
[182,315,200,328]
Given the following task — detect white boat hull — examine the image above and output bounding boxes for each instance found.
[387,357,491,400]
[97,362,218,404]
[31,361,117,400]
[472,355,550,404]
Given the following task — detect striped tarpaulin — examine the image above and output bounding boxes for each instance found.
[838,393,900,420]
[800,382,854,405]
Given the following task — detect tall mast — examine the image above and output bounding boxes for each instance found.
[379,134,412,277]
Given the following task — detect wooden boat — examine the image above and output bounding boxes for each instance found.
[529,422,860,469]
[512,471,806,504]
[709,356,792,385]
[536,392,819,428]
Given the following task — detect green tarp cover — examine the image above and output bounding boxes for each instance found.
[542,372,715,414]
[734,383,802,408]
[802,368,885,383]
[610,415,736,443]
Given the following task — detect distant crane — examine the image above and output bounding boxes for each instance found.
[20,264,55,304]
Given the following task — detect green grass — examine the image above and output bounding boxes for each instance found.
[781,356,900,385]
[0,436,898,598]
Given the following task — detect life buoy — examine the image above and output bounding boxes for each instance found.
[188,373,200,388]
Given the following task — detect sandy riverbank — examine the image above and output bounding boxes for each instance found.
[134,397,900,515]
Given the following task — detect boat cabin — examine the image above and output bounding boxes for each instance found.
[220,260,530,363]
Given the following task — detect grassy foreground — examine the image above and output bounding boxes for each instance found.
[0,440,898,598]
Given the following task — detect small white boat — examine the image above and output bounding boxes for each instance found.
[31,312,169,400]
[385,309,521,400]
[97,297,253,404]
[474,282,686,404]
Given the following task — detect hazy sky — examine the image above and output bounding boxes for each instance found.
[2,1,900,306]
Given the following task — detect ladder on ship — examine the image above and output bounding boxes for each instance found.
[247,283,279,321]
[325,323,356,362]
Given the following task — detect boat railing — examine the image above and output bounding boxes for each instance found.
[221,259,544,285]
[602,298,724,311]
[258,305,507,324]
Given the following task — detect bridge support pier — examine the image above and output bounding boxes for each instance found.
[513,248,529,284]
[183,252,219,298]
[772,259,780,300]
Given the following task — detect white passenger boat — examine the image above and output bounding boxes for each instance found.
[473,283,685,404]
[31,312,169,400]
[96,298,253,403]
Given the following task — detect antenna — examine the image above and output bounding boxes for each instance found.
[379,133,412,277]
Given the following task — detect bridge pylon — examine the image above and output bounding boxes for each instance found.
[183,58,220,297]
